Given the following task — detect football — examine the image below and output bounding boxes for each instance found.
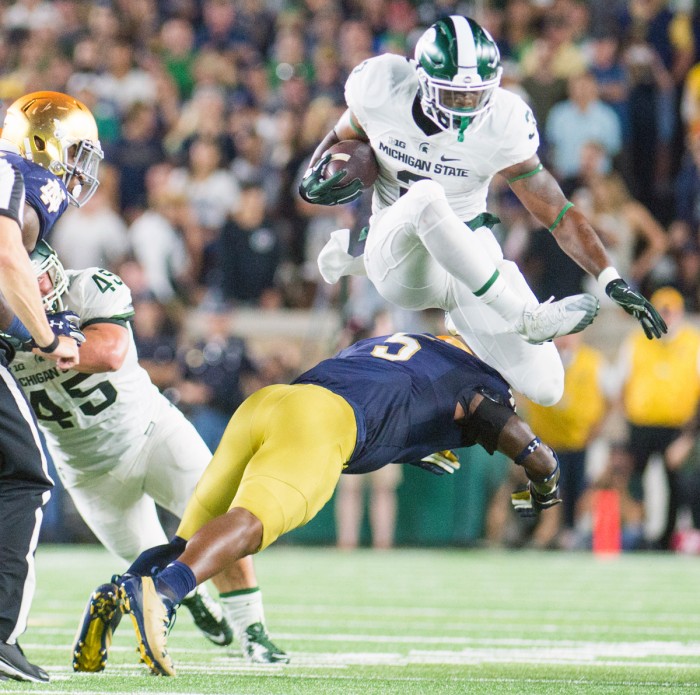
[322,140,379,189]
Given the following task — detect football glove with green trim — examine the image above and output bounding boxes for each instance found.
[606,279,667,340]
[299,154,364,206]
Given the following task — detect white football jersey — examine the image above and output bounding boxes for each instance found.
[11,268,163,473]
[345,54,539,221]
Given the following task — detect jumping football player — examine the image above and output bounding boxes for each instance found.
[299,15,666,407]
[108,330,561,676]
[7,242,287,669]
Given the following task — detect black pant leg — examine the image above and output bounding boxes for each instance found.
[558,449,587,529]
[0,361,53,643]
[627,424,682,549]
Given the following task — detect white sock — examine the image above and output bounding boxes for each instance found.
[417,196,526,323]
[219,588,265,639]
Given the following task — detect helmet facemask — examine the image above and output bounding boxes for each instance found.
[30,241,68,312]
[60,139,103,207]
[415,16,502,141]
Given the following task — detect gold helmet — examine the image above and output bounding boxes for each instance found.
[2,91,103,207]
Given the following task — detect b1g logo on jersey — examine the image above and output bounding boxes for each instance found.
[39,179,67,213]
[389,137,406,149]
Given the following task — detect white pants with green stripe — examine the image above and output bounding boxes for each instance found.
[361,180,564,406]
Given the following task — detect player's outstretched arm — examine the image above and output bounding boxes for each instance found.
[495,409,562,517]
[502,156,667,340]
[459,391,560,516]
[502,155,613,277]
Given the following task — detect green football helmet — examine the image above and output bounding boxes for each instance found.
[30,240,68,312]
[414,15,502,136]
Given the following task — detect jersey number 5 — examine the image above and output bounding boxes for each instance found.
[371,333,421,361]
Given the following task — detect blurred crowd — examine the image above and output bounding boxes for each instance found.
[3,0,700,551]
[4,0,700,316]
[0,0,697,311]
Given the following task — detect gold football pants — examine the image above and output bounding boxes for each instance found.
[176,384,358,550]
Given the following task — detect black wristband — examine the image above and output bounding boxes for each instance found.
[38,335,60,354]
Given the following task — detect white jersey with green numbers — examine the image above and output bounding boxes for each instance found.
[344,54,539,222]
[10,268,163,473]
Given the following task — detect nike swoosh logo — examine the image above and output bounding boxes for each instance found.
[205,632,230,645]
[440,155,459,162]
[528,132,535,139]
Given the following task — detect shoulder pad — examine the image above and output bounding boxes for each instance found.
[0,151,68,240]
[345,54,416,117]
[488,89,540,166]
[67,268,135,323]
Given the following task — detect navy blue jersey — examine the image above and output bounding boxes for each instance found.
[293,333,513,473]
[0,151,68,242]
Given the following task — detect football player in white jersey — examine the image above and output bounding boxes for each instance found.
[300,15,666,407]
[8,242,287,669]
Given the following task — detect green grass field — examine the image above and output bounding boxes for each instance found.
[8,545,700,694]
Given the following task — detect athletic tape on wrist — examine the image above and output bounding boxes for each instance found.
[597,266,621,295]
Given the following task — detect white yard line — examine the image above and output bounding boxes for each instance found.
[36,603,700,623]
[24,641,700,670]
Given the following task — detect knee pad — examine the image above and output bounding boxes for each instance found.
[512,360,564,406]
[406,178,446,206]
[405,180,448,229]
[529,374,564,407]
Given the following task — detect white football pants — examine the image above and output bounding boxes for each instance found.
[363,180,564,406]
[53,397,212,563]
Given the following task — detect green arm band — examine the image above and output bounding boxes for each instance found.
[349,114,367,138]
[473,269,500,298]
[548,202,574,233]
[506,163,543,184]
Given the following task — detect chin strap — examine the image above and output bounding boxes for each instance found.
[457,117,471,142]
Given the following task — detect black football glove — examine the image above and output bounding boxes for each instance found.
[605,278,667,340]
[0,158,25,225]
[45,310,86,346]
[299,154,364,206]
[409,450,461,476]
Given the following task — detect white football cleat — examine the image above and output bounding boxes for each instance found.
[515,294,599,344]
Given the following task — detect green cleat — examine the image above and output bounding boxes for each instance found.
[240,623,290,664]
[72,580,122,672]
[181,586,233,646]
